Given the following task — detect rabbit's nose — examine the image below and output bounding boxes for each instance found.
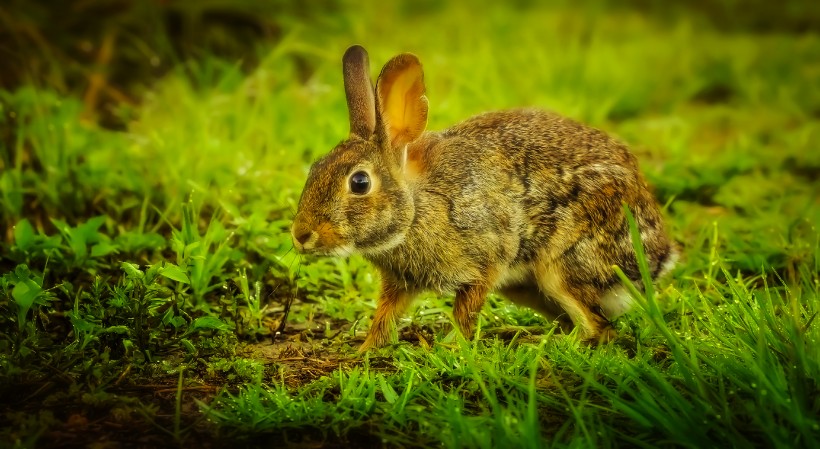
[291,219,318,251]
[295,229,313,245]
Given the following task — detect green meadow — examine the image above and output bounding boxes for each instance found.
[1,1,818,447]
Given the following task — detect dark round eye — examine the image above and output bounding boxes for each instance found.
[349,171,371,195]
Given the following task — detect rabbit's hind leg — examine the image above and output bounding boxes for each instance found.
[497,283,573,333]
[531,261,616,344]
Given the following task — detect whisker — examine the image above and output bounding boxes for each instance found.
[284,244,301,273]
[280,244,294,261]
[274,254,301,340]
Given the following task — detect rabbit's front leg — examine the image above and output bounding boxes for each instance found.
[452,269,498,341]
[359,276,415,352]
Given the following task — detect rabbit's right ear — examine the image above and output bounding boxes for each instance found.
[343,45,376,139]
[376,53,428,149]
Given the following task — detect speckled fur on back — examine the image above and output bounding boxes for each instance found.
[291,46,677,351]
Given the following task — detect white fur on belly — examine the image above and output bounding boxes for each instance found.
[599,285,634,318]
[602,248,679,318]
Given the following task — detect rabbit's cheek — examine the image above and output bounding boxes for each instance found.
[314,222,346,250]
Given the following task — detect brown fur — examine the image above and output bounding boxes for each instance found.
[292,47,677,351]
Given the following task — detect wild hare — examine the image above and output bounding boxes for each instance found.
[292,45,678,351]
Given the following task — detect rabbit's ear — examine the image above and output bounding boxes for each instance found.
[376,53,428,149]
[343,46,376,139]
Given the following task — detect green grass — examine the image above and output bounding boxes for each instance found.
[1,1,818,447]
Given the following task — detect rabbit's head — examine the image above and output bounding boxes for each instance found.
[292,46,428,256]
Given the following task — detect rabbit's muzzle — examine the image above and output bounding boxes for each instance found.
[291,213,319,252]
[291,212,349,255]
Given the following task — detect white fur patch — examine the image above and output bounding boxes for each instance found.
[599,286,634,319]
[496,264,532,288]
[601,248,679,318]
[331,244,355,258]
[659,247,679,278]
[358,232,406,256]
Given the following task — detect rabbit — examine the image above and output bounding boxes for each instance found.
[291,45,678,351]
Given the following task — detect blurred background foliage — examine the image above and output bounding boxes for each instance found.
[2,0,819,125]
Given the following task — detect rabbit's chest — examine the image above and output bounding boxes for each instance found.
[367,235,482,294]
[366,180,526,293]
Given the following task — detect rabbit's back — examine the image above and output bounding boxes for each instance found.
[371,108,674,294]
[445,108,675,284]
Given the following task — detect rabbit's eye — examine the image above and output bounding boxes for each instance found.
[349,171,371,195]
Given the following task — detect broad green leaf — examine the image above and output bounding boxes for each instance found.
[145,263,163,282]
[13,264,31,282]
[121,262,144,279]
[378,375,398,404]
[50,218,70,236]
[184,241,201,257]
[68,314,99,333]
[51,218,87,258]
[180,338,197,355]
[102,325,130,335]
[13,219,35,250]
[122,339,135,356]
[187,316,233,334]
[91,241,118,258]
[160,263,190,284]
[162,309,187,329]
[171,316,186,328]
[68,232,87,259]
[82,215,107,234]
[12,278,41,327]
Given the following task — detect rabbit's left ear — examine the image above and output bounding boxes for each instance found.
[376,53,428,149]
[343,46,376,139]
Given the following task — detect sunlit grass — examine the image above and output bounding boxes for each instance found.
[1,0,818,447]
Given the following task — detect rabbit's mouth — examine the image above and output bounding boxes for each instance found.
[296,240,355,258]
[291,221,355,257]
